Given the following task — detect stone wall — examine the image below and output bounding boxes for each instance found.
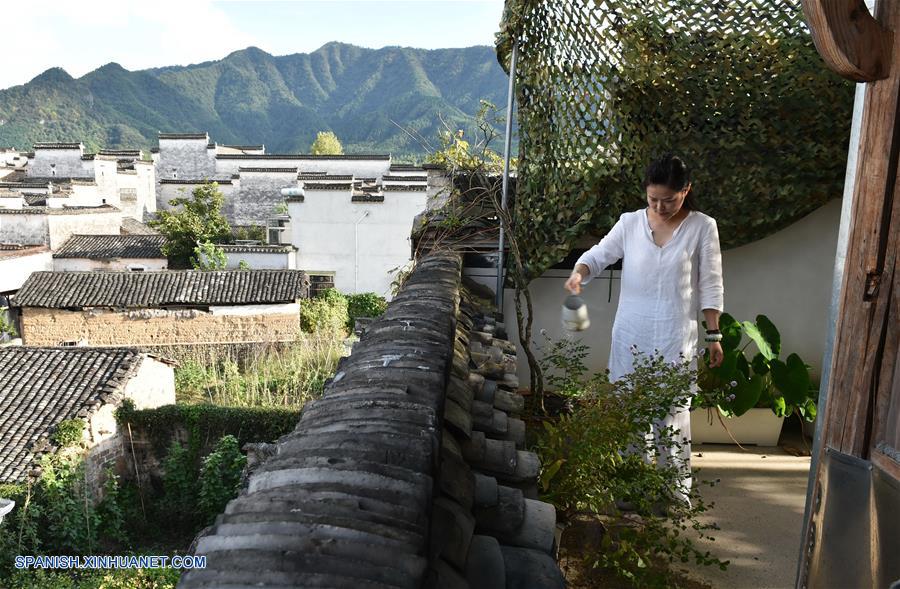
[47,208,122,249]
[19,305,302,347]
[28,147,85,178]
[0,211,47,245]
[225,169,296,226]
[156,137,215,182]
[179,252,565,589]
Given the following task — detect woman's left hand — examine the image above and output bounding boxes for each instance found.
[707,342,724,368]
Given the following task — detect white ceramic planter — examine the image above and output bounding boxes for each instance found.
[690,408,785,446]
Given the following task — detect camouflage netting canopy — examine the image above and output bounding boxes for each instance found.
[496,0,855,280]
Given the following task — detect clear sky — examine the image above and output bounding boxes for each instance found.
[3,0,505,91]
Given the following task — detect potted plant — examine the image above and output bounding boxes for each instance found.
[692,313,817,445]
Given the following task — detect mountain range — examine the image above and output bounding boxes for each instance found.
[0,42,510,160]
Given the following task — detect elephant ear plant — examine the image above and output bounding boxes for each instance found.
[696,313,817,421]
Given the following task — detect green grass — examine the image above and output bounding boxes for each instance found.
[174,335,344,408]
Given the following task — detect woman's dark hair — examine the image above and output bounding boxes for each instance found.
[642,153,699,211]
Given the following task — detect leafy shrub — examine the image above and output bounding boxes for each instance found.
[51,419,85,448]
[299,288,349,334]
[198,435,246,524]
[191,240,227,270]
[3,566,180,588]
[537,337,727,587]
[161,441,197,530]
[346,292,387,329]
[0,308,17,340]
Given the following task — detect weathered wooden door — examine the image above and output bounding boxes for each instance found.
[800,1,900,587]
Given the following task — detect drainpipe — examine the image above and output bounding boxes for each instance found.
[354,210,370,293]
[796,81,865,587]
[497,41,518,312]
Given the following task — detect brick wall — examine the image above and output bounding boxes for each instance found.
[20,306,302,346]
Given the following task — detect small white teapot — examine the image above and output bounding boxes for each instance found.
[562,295,590,332]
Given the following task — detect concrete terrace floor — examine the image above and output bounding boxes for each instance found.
[678,425,812,589]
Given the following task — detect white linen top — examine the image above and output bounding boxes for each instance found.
[576,208,724,381]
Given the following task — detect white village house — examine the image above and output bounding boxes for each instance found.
[154,132,445,297]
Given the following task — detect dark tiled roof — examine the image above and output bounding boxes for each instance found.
[389,164,424,171]
[224,145,264,150]
[383,175,427,182]
[159,179,233,185]
[351,193,385,202]
[0,245,49,260]
[305,183,351,191]
[0,205,119,216]
[217,154,390,160]
[383,185,428,192]
[82,154,96,161]
[24,176,94,183]
[298,174,352,181]
[219,244,295,254]
[120,217,160,235]
[158,133,208,140]
[53,234,166,260]
[14,270,309,309]
[23,195,47,206]
[33,142,82,150]
[99,149,141,157]
[0,182,50,189]
[0,347,142,482]
[238,167,298,173]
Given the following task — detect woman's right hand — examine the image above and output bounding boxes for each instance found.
[564,271,582,295]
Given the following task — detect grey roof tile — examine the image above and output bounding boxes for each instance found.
[0,347,142,482]
[53,234,166,260]
[14,270,309,308]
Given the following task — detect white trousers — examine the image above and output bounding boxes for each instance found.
[646,402,693,504]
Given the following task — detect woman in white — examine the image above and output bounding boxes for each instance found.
[563,153,725,504]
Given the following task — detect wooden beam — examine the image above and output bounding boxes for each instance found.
[802,0,894,81]
[817,0,900,456]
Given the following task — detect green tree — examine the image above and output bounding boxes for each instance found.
[150,183,231,268]
[192,241,228,271]
[309,131,344,155]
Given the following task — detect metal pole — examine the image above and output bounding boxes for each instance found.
[496,41,518,311]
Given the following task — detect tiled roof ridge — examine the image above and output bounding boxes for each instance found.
[217,154,390,160]
[33,142,83,149]
[383,185,427,192]
[179,253,566,588]
[305,183,352,190]
[13,269,311,308]
[0,205,120,215]
[53,234,167,259]
[382,175,428,181]
[297,174,352,180]
[223,145,264,150]
[238,167,298,173]
[158,133,208,140]
[159,179,233,185]
[218,244,295,253]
